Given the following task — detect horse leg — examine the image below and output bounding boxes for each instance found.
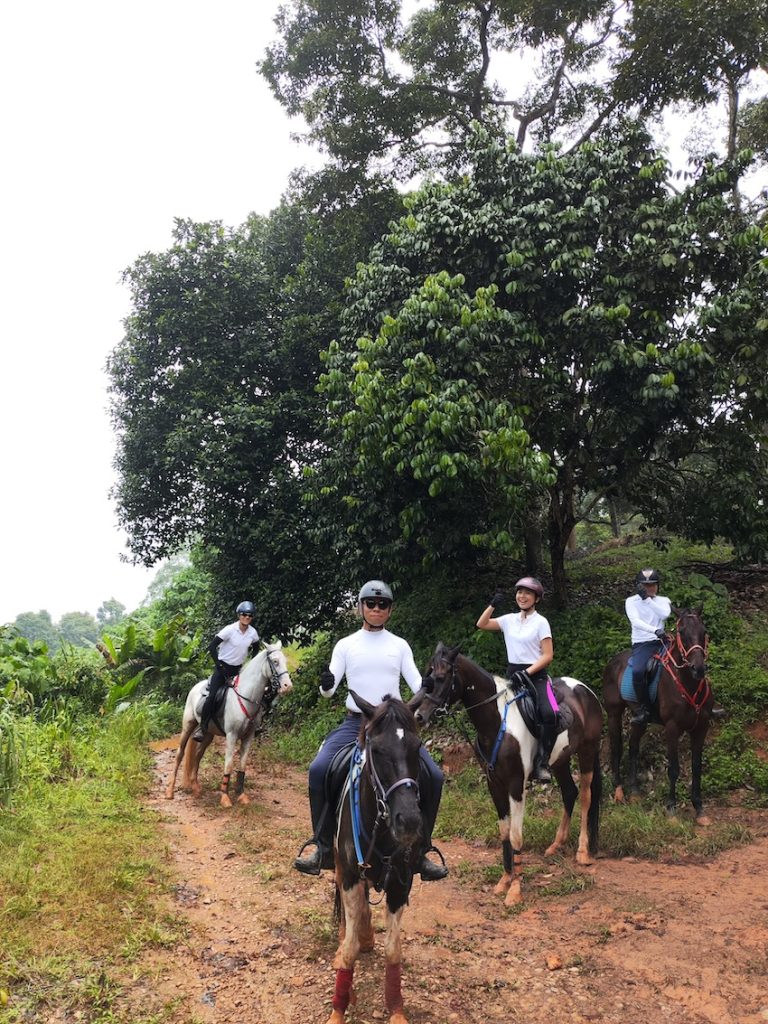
[607,708,625,803]
[663,721,681,818]
[328,881,366,1024]
[165,720,195,799]
[184,733,211,797]
[545,766,577,858]
[219,732,239,808]
[234,731,257,805]
[502,795,526,906]
[382,905,407,1024]
[690,724,712,826]
[626,722,646,802]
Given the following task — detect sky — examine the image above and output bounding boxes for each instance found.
[0,0,319,624]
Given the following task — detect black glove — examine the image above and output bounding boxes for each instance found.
[319,669,335,693]
[489,591,505,610]
[636,584,648,599]
[507,669,531,691]
[655,628,666,639]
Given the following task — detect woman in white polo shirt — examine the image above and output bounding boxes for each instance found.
[476,577,556,782]
[193,600,259,741]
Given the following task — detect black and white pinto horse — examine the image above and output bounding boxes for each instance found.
[412,643,603,905]
[165,642,292,807]
[326,692,425,1024]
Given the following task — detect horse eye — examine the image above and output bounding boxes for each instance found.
[422,675,435,693]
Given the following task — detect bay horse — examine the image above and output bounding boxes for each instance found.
[603,606,714,823]
[411,643,603,905]
[164,642,292,807]
[327,691,425,1024]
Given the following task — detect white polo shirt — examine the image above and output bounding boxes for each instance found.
[216,620,259,665]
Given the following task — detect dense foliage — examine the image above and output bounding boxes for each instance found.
[261,0,768,175]
[313,127,768,602]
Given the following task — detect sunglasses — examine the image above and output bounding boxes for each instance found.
[363,598,392,610]
[239,612,253,618]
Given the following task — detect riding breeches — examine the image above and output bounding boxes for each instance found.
[630,641,662,690]
[201,660,241,722]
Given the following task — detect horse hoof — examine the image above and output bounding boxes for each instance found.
[325,1012,346,1024]
[191,784,202,798]
[576,852,594,866]
[220,793,233,808]
[236,793,250,805]
[504,881,523,906]
[613,786,625,804]
[628,793,642,805]
[164,789,174,800]
[544,842,560,857]
[389,1013,408,1024]
[695,815,712,827]
[493,874,511,896]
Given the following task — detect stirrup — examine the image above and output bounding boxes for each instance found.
[420,845,448,881]
[630,706,650,725]
[192,725,206,742]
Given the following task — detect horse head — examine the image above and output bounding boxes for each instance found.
[671,606,708,682]
[264,641,293,694]
[350,690,423,850]
[411,641,461,727]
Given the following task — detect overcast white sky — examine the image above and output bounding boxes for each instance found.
[0,1,320,624]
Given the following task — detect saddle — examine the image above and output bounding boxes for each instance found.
[520,677,570,736]
[194,676,231,726]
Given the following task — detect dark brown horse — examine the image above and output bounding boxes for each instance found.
[412,643,603,906]
[327,692,425,1024]
[603,607,714,824]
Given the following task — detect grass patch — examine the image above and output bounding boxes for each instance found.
[0,705,179,1022]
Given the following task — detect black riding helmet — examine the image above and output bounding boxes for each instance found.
[635,569,660,586]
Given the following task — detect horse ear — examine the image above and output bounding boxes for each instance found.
[448,645,461,662]
[695,605,703,618]
[671,605,681,618]
[349,689,376,719]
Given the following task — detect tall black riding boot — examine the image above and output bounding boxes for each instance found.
[294,788,335,875]
[417,757,448,881]
[630,676,651,725]
[532,723,557,782]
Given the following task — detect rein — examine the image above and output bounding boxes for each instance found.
[423,658,525,771]
[231,650,288,721]
[655,627,711,715]
[349,730,420,891]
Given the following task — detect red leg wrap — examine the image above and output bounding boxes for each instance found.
[333,966,355,1012]
[385,962,403,1013]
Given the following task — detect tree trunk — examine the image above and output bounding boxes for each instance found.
[524,524,544,575]
[548,483,576,609]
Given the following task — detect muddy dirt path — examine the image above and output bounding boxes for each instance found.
[135,739,768,1024]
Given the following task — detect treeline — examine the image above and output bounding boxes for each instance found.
[108,2,768,637]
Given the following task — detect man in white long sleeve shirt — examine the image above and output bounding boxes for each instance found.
[294,580,446,881]
[625,568,671,724]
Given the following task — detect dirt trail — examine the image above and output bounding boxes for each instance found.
[135,739,768,1024]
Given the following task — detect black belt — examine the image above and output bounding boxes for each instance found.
[346,711,362,718]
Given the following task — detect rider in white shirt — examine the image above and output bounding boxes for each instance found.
[625,568,671,724]
[293,580,447,881]
[193,600,259,741]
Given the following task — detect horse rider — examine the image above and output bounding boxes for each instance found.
[293,579,448,881]
[625,568,671,725]
[476,577,557,782]
[193,601,260,741]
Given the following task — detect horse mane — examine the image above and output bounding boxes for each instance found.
[367,695,416,734]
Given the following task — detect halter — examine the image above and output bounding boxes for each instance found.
[231,648,289,720]
[422,655,525,771]
[655,620,711,715]
[350,725,420,886]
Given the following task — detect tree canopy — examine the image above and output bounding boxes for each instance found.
[314,127,768,601]
[260,0,768,176]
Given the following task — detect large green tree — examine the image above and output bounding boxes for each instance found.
[109,185,403,635]
[260,0,768,175]
[315,127,768,602]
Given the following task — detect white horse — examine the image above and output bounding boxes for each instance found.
[165,642,293,807]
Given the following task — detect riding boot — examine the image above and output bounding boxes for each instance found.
[531,723,557,782]
[294,788,335,875]
[417,756,448,881]
[192,720,208,742]
[630,677,651,725]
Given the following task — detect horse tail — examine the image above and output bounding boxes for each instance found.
[587,749,602,856]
